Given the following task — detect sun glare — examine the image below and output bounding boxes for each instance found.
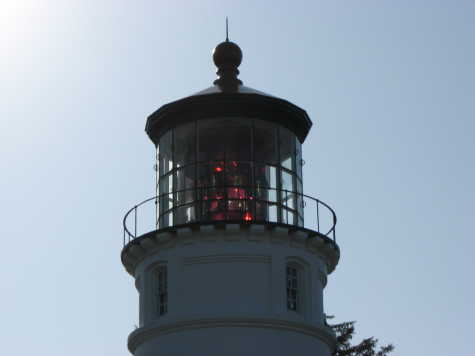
[0,1,49,60]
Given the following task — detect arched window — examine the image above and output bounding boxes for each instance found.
[286,260,307,313]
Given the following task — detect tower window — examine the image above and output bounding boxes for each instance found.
[286,265,299,311]
[154,265,168,316]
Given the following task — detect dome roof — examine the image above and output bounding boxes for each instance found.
[145,41,313,145]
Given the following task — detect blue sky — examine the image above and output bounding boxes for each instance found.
[1,1,474,355]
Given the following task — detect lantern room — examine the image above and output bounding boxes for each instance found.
[145,40,314,231]
[154,117,303,228]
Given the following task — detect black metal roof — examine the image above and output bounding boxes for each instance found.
[145,41,313,145]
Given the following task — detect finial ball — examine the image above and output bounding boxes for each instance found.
[213,41,242,69]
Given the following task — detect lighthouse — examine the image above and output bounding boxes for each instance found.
[121,39,340,356]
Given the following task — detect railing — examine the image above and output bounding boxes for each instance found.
[123,186,336,246]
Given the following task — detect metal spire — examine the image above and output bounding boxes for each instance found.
[226,17,229,42]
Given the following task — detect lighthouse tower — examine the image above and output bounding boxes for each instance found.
[121,39,339,356]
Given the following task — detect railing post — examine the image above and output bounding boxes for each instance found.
[285,190,288,224]
[155,197,158,230]
[316,201,320,232]
[134,205,137,238]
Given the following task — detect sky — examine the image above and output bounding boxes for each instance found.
[1,1,474,355]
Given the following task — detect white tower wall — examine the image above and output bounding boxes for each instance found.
[122,223,339,356]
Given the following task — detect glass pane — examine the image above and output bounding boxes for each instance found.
[226,120,251,161]
[227,198,250,220]
[227,186,250,200]
[160,211,173,228]
[255,164,277,190]
[279,127,295,171]
[158,130,173,174]
[198,118,251,162]
[285,195,296,211]
[198,162,225,188]
[198,119,225,162]
[255,201,278,222]
[185,205,196,222]
[201,186,225,201]
[202,198,226,221]
[281,170,294,193]
[255,201,266,221]
[176,165,195,204]
[295,138,302,178]
[281,171,296,215]
[226,161,251,187]
[199,184,225,222]
[282,209,295,225]
[159,174,173,211]
[254,119,277,164]
[268,204,278,222]
[158,174,173,228]
[174,122,196,166]
[256,187,277,203]
[175,204,196,225]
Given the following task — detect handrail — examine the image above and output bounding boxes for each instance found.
[123,185,336,246]
[156,159,301,176]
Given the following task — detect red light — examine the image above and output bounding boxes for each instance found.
[214,166,223,173]
[243,212,253,221]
